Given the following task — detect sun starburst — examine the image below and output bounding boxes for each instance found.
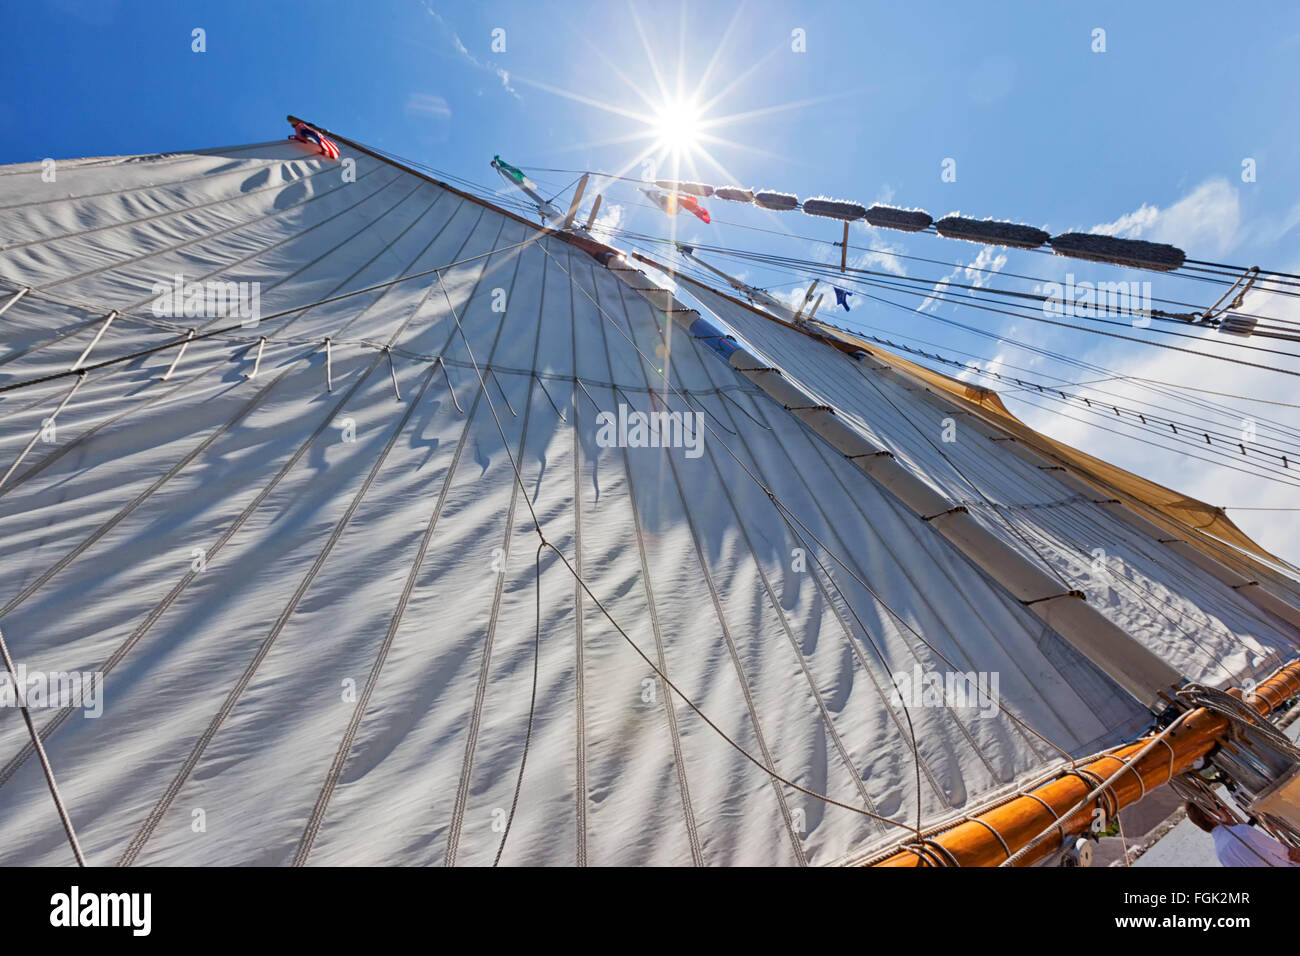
[650,97,703,160]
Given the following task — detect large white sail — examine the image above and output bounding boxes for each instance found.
[0,134,1292,867]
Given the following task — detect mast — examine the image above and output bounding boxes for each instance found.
[676,245,801,321]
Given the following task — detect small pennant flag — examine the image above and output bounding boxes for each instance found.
[834,286,853,311]
[493,155,537,190]
[290,122,340,160]
[642,188,710,224]
[675,193,710,224]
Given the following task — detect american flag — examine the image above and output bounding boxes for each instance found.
[291,122,340,160]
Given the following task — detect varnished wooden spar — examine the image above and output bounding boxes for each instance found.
[868,659,1300,867]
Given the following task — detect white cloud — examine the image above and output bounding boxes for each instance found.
[590,201,624,241]
[1091,179,1241,256]
[853,241,907,277]
[919,244,1006,312]
[1091,203,1159,239]
[1006,279,1300,566]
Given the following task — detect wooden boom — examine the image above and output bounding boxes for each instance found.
[868,658,1300,867]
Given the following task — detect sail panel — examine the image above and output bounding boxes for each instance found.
[0,140,1160,865]
[682,281,1300,687]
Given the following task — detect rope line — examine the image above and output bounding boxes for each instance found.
[0,628,86,866]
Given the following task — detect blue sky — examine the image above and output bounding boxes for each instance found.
[4,0,1299,560]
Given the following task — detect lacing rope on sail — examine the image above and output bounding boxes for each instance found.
[0,628,85,866]
[69,310,118,370]
[384,347,401,400]
[245,336,266,380]
[0,286,29,317]
[679,389,734,435]
[1023,791,1065,847]
[489,369,517,416]
[159,329,195,381]
[962,814,1012,861]
[0,372,87,492]
[535,375,566,423]
[437,357,462,413]
[0,236,540,398]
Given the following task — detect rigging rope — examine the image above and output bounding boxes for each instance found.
[0,627,86,866]
[493,540,545,867]
[0,372,87,491]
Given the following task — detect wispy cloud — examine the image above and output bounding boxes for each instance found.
[1091,178,1241,256]
[406,93,452,119]
[919,244,1007,312]
[420,3,521,101]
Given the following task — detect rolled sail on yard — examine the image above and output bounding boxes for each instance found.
[865,204,932,232]
[754,189,799,211]
[1048,233,1186,271]
[655,180,713,197]
[713,186,755,203]
[802,197,867,222]
[935,215,1049,249]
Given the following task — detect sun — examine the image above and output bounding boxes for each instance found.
[651,98,703,157]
